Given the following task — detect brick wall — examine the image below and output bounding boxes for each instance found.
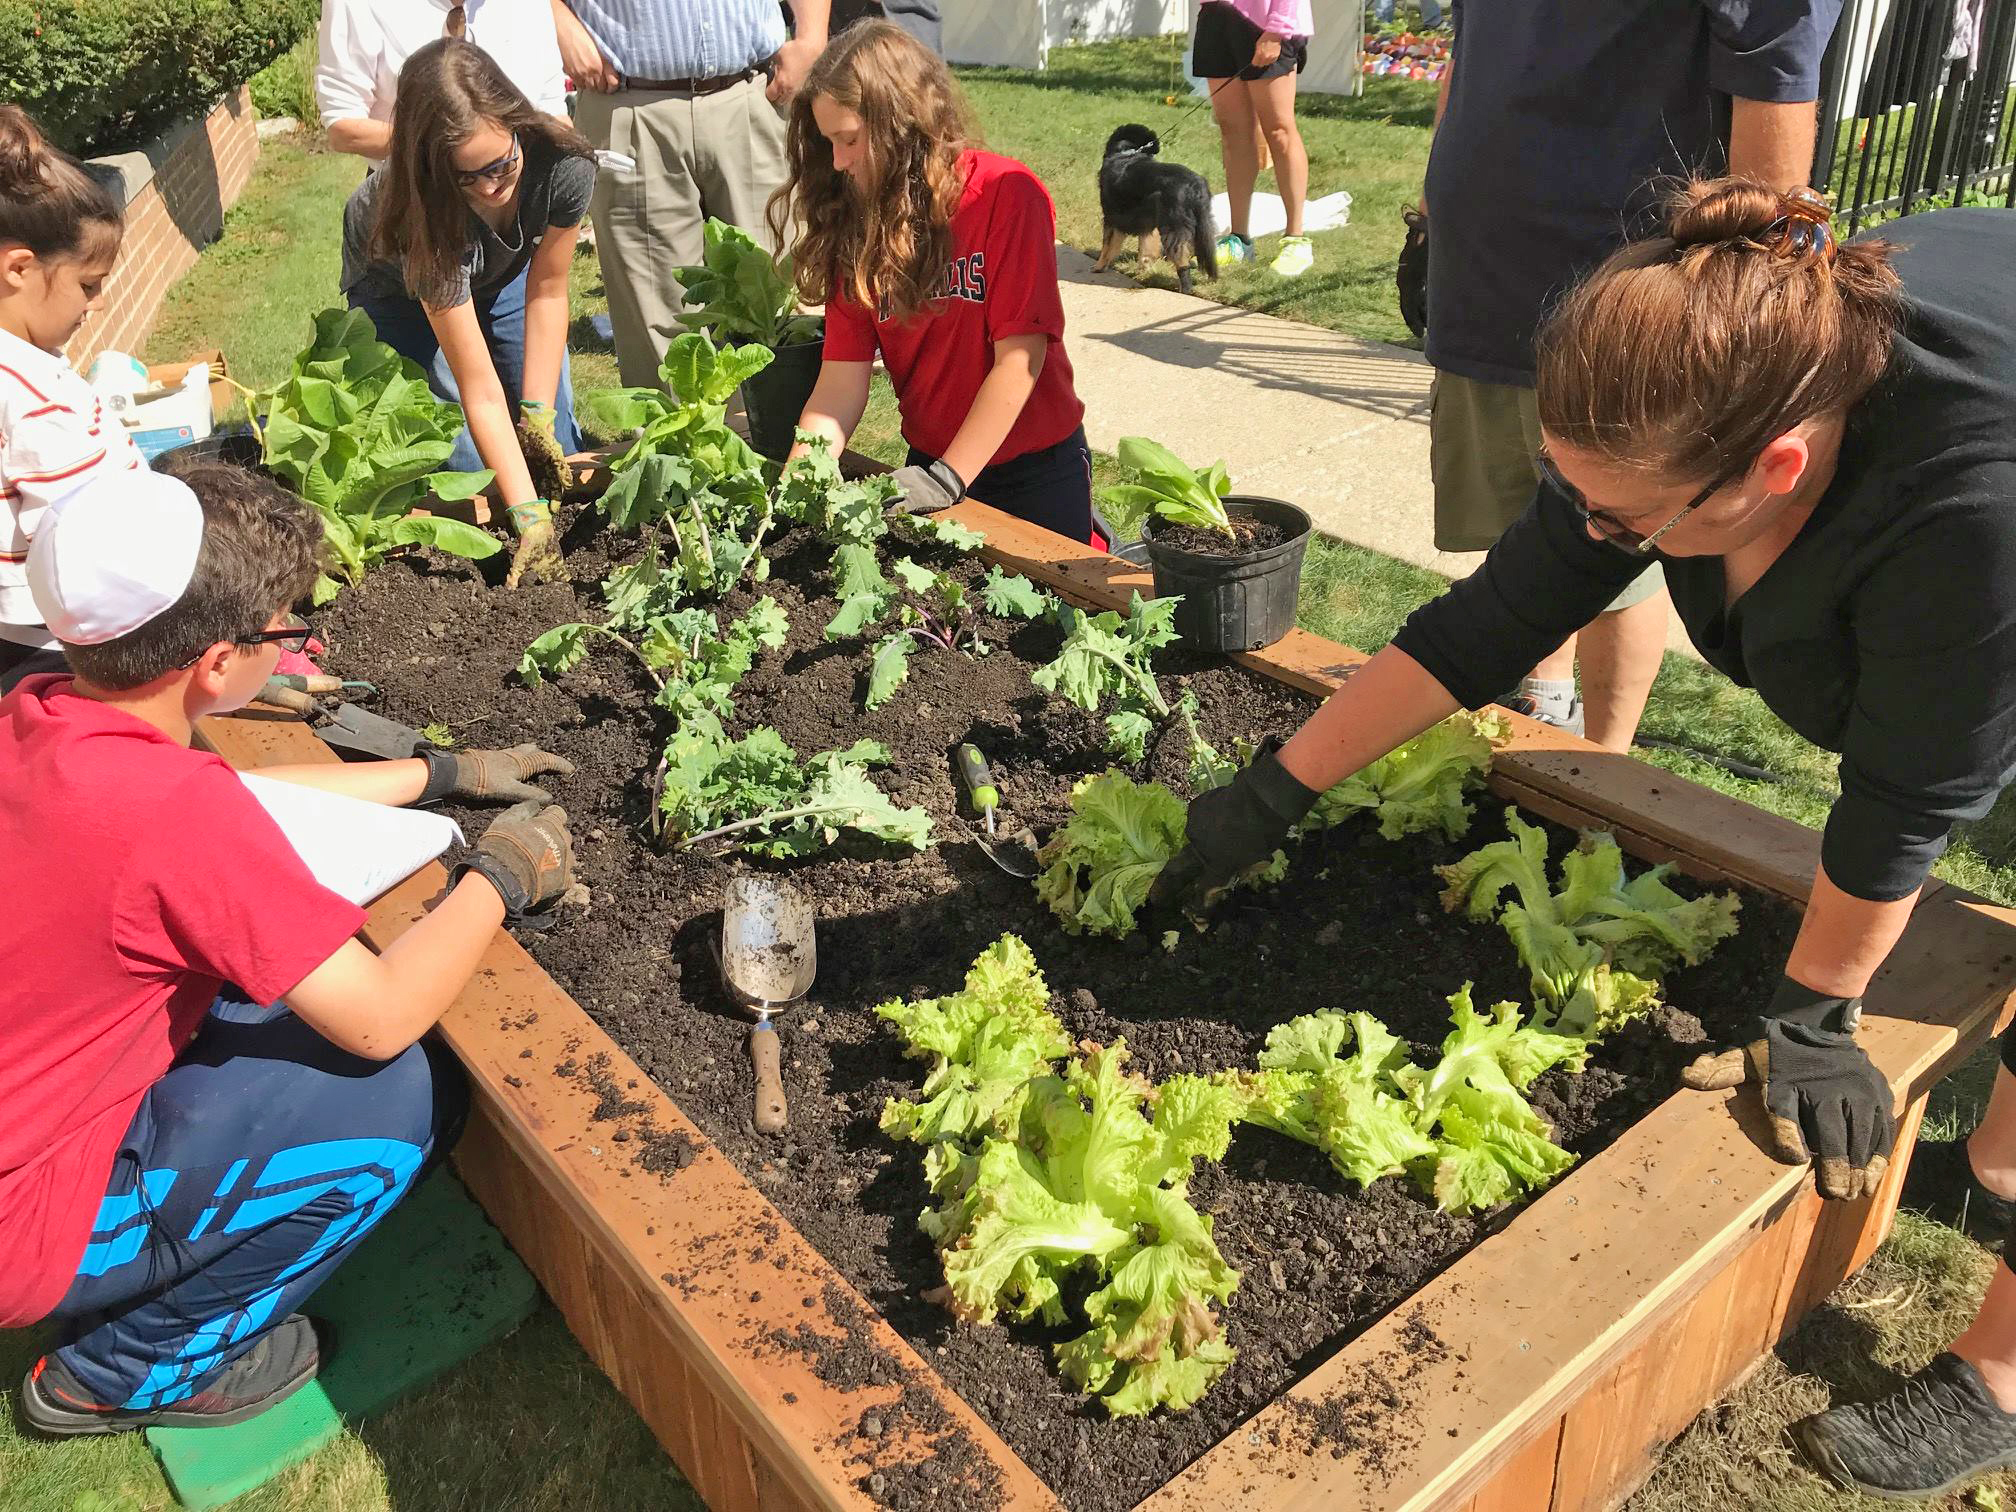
[64,87,261,372]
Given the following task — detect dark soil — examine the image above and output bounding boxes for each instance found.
[1150,514,1295,556]
[316,515,1800,1512]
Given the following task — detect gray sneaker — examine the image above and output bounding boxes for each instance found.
[21,1313,321,1436]
[1793,1352,2016,1498]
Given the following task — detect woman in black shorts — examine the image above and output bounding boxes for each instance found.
[1192,0,1313,277]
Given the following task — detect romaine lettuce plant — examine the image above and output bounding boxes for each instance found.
[578,332,778,601]
[1096,436,1235,541]
[671,218,823,350]
[253,307,500,602]
[1436,809,1741,1038]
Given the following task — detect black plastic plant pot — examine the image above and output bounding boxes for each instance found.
[1141,496,1312,652]
[738,324,825,461]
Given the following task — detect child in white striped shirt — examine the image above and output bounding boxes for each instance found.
[0,106,145,694]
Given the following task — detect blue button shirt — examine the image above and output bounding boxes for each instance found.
[565,0,786,81]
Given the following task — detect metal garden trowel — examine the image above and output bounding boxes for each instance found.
[717,876,816,1135]
[316,704,429,760]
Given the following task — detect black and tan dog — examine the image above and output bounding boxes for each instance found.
[1094,124,1218,295]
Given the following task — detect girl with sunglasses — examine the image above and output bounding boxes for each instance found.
[340,38,594,585]
[1157,179,2016,1496]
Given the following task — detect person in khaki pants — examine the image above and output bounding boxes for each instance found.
[551,0,832,387]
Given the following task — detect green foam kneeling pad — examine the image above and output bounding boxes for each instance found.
[146,1168,537,1509]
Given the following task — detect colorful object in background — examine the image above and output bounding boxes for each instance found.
[1361,31,1450,82]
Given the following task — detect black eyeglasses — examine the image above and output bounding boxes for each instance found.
[177,614,313,670]
[454,133,520,187]
[1536,451,1749,556]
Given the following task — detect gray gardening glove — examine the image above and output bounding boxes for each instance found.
[1681,978,1893,1201]
[887,458,966,516]
[418,743,575,805]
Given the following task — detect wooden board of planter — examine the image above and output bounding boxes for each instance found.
[201,501,2016,1512]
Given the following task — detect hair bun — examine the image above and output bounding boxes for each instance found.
[0,104,51,201]
[1666,178,1787,249]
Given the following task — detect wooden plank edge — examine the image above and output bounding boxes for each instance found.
[196,713,1063,1512]
[1136,886,2016,1512]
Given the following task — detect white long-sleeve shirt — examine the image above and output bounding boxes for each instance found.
[0,330,146,648]
[316,0,568,131]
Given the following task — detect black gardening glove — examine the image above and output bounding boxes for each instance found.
[1149,736,1320,917]
[456,800,578,922]
[418,743,575,805]
[1397,207,1429,340]
[1681,978,1894,1201]
[887,458,966,516]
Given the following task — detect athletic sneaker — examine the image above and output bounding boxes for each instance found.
[20,1313,321,1436]
[1500,687,1586,739]
[1215,231,1254,265]
[1902,1136,2015,1247]
[1794,1353,2016,1498]
[1270,235,1314,278]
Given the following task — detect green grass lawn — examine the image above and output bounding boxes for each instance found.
[962,36,1435,346]
[12,47,2016,1504]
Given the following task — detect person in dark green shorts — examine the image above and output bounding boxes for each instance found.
[1154,183,2016,1500]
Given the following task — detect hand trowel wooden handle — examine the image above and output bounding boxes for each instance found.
[751,1020,788,1133]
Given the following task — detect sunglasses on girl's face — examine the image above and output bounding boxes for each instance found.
[454,134,520,187]
[176,614,314,670]
[1535,450,1747,556]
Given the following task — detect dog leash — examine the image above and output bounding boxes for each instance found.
[1154,76,1238,153]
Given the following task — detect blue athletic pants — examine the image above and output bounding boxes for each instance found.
[346,265,583,475]
[43,998,468,1411]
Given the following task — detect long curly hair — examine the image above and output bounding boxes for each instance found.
[768,21,974,324]
[371,39,594,307]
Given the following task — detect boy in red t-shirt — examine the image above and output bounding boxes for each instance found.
[774,22,1094,542]
[0,463,577,1434]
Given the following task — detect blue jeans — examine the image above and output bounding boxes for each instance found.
[43,997,467,1410]
[1373,0,1443,26]
[347,266,582,474]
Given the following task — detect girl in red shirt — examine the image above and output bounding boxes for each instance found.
[773,20,1093,543]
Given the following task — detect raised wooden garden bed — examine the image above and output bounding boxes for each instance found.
[199,502,2016,1512]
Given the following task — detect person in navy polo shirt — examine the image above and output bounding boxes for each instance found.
[776,21,1093,543]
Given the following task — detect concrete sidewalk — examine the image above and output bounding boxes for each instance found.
[1055,246,1697,657]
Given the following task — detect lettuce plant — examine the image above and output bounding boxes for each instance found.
[671,218,823,350]
[254,307,499,601]
[1221,988,1589,1215]
[1096,436,1235,541]
[878,937,1245,1417]
[1436,809,1740,1037]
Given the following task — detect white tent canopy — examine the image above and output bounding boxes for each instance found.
[946,0,1366,97]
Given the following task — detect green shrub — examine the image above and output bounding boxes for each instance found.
[0,0,319,157]
[249,35,318,126]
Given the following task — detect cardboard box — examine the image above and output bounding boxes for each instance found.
[144,349,234,420]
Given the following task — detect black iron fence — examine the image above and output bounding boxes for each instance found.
[1812,0,2016,230]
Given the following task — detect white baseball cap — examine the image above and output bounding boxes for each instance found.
[28,470,205,646]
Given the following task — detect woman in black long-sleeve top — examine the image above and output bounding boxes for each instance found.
[1155,181,2016,1496]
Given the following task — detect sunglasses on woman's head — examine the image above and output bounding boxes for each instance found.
[175,614,314,670]
[1535,450,1747,556]
[454,134,520,186]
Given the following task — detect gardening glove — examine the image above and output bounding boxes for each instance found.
[1149,736,1320,917]
[1396,207,1429,339]
[887,459,966,516]
[417,742,575,805]
[457,800,578,921]
[504,499,563,588]
[1681,978,1894,1201]
[515,400,573,501]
